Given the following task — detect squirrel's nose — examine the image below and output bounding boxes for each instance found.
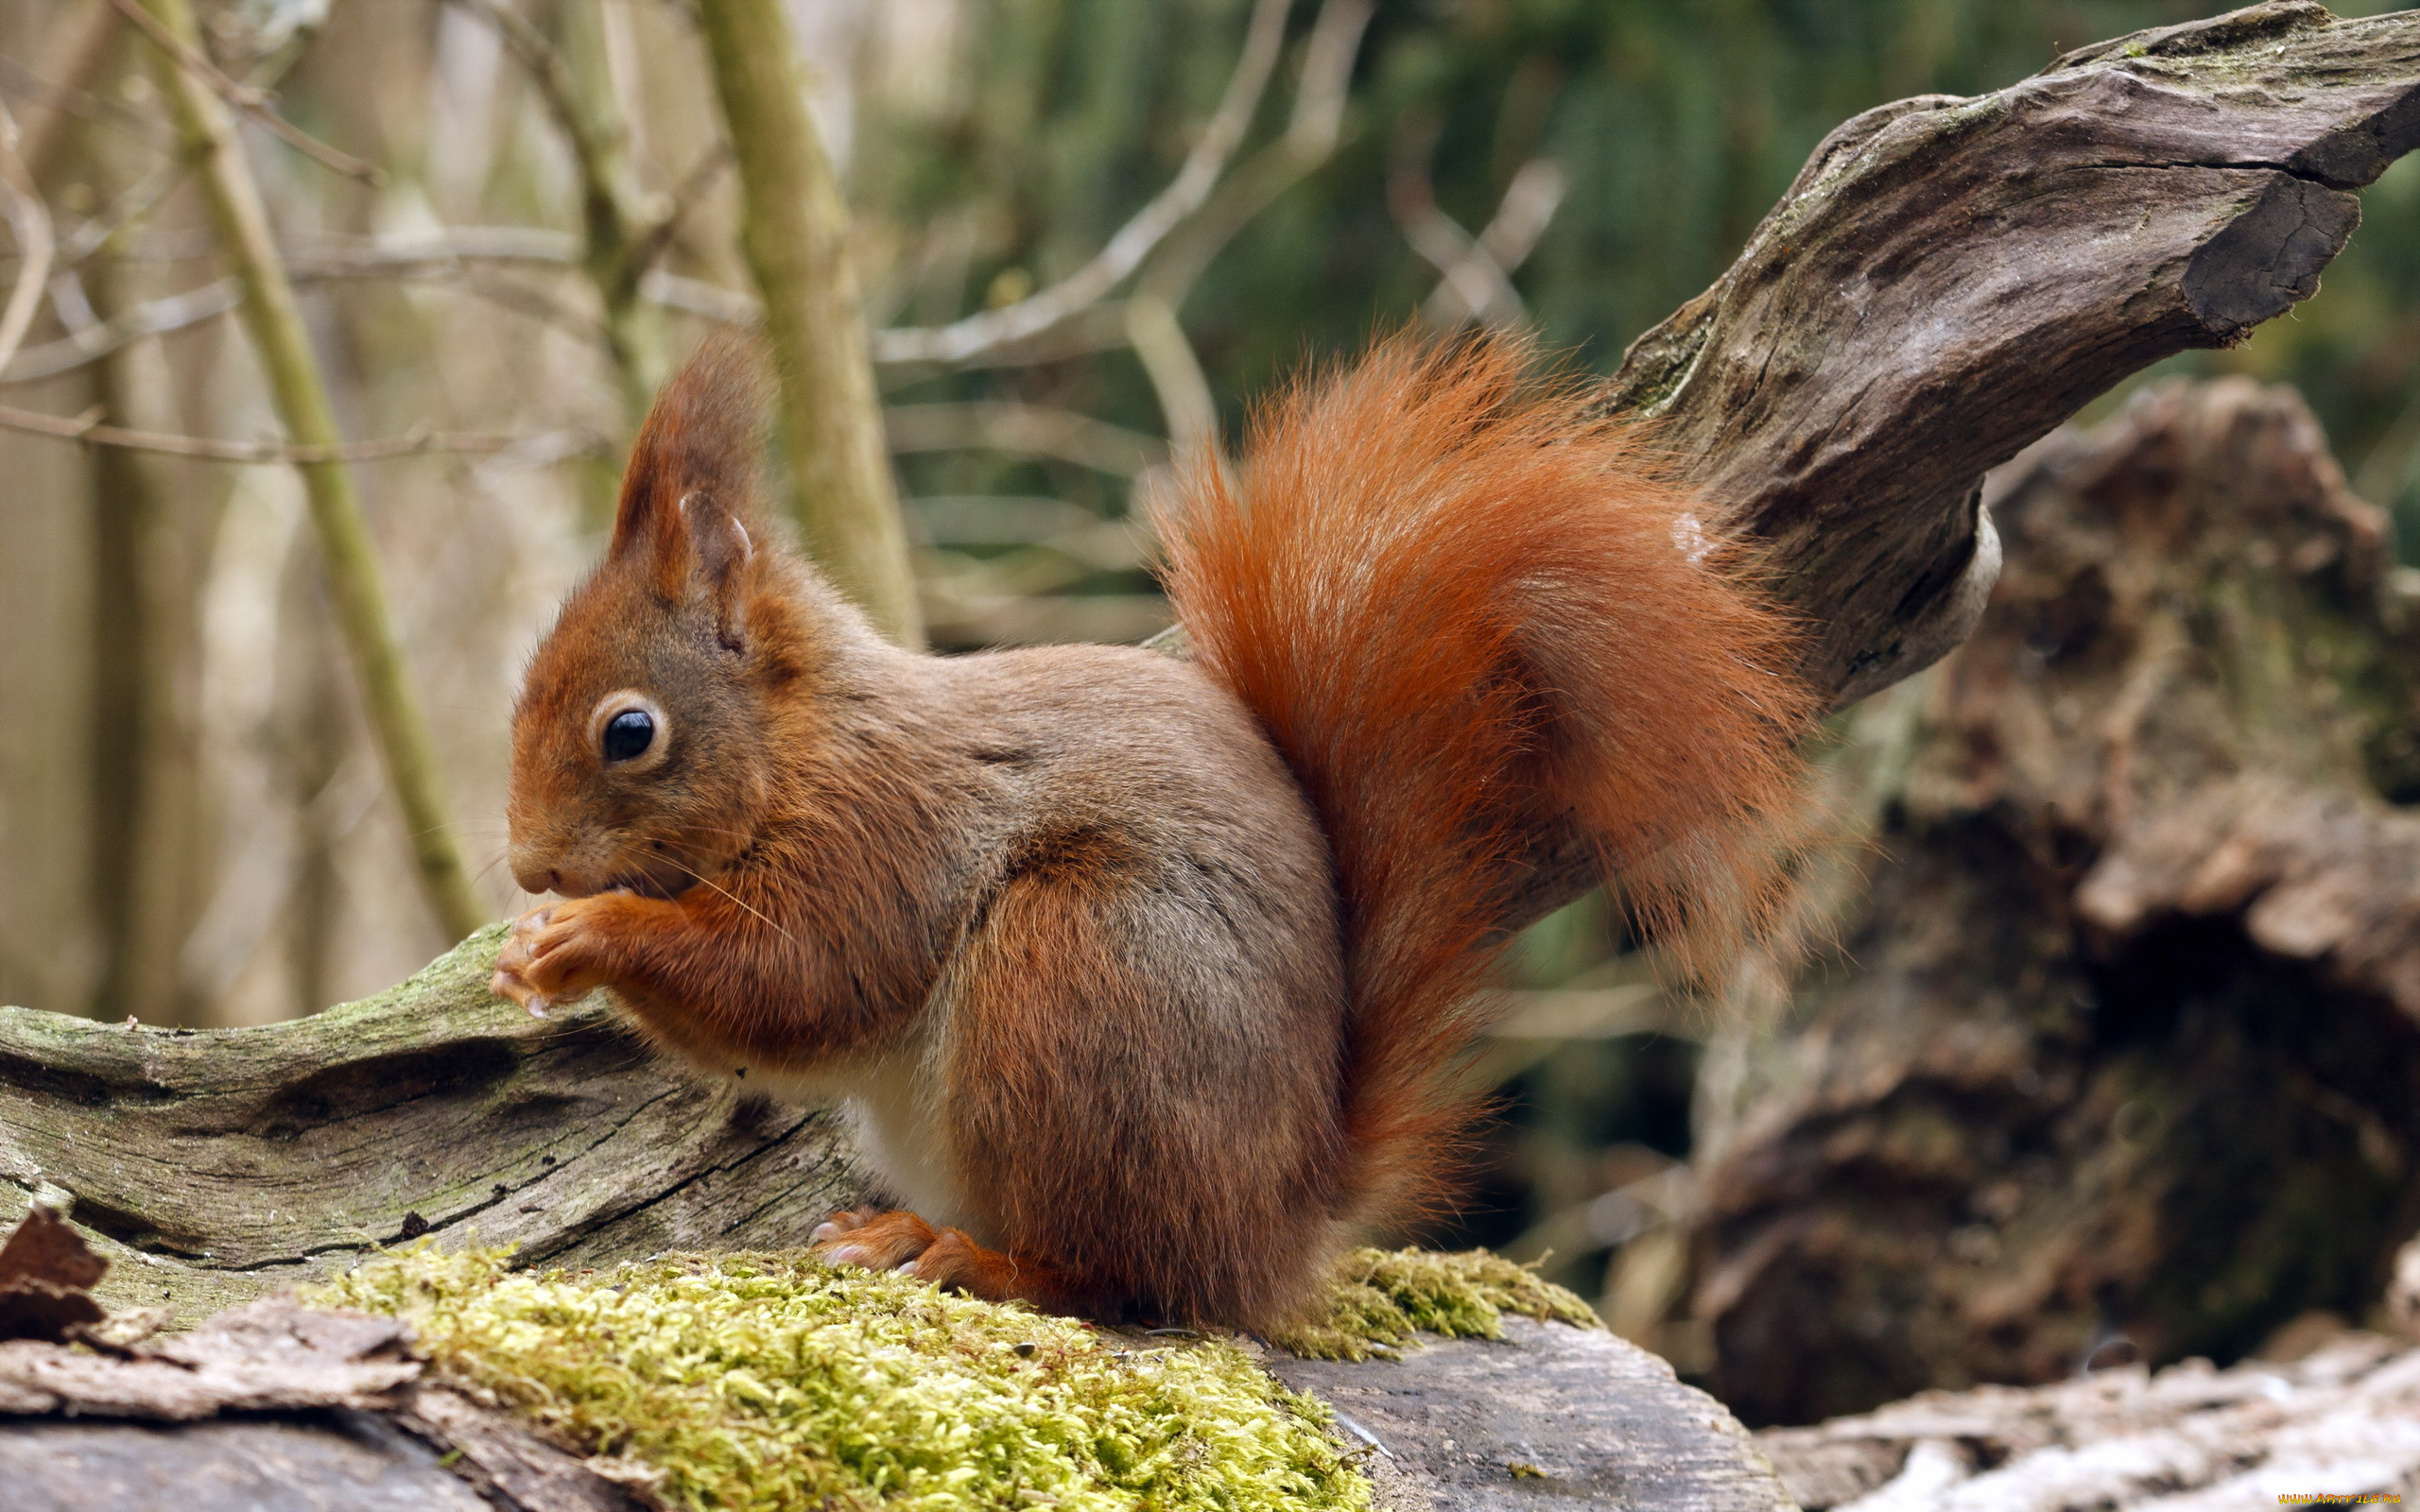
[508,845,561,898]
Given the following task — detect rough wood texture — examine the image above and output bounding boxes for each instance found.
[0,1297,417,1418]
[1686,379,2420,1427]
[1611,0,2419,711]
[0,1417,497,1512]
[1264,1318,1791,1511]
[0,1293,647,1511]
[0,927,863,1316]
[1757,1330,2420,1510]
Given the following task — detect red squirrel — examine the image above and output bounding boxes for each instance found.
[490,329,1815,1330]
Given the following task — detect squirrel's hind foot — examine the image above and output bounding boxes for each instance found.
[812,1208,1077,1312]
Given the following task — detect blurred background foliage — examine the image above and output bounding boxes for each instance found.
[1,0,2416,1372]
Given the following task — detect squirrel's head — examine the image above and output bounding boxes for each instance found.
[505,337,808,902]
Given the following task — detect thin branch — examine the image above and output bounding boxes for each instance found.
[451,0,630,230]
[0,274,235,385]
[1124,293,1216,455]
[1119,0,1375,445]
[285,256,606,339]
[0,100,57,375]
[451,0,666,407]
[637,266,755,324]
[870,0,1293,368]
[699,0,918,643]
[1388,114,1522,329]
[1127,0,1374,308]
[884,402,1167,478]
[1420,157,1564,328]
[0,400,591,464]
[626,143,734,278]
[55,159,190,267]
[134,0,484,941]
[282,225,586,267]
[0,251,613,387]
[104,0,384,183]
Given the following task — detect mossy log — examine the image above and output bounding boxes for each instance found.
[0,928,859,1316]
[1687,378,2420,1428]
[4,4,2420,1506]
[0,1246,1793,1512]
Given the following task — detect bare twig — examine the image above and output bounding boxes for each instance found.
[451,0,665,404]
[1419,157,1564,328]
[1128,0,1373,309]
[54,159,189,267]
[1118,0,1374,446]
[637,266,756,324]
[1124,294,1217,455]
[282,225,587,267]
[885,402,1167,477]
[0,254,611,387]
[626,143,734,280]
[105,0,384,183]
[0,401,588,464]
[0,276,235,385]
[1387,115,1534,329]
[1476,159,1566,269]
[870,0,1294,368]
[450,0,632,231]
[134,0,485,940]
[0,100,57,376]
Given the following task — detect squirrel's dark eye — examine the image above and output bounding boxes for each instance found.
[602,709,655,763]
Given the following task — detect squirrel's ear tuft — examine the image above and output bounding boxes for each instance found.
[610,333,769,581]
[679,490,754,650]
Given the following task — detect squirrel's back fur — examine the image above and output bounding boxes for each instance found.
[1159,332,1815,1232]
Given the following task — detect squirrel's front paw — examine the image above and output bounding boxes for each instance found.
[491,899,614,1017]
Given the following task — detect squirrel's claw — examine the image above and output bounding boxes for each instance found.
[493,902,601,1015]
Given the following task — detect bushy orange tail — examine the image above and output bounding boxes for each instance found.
[1157,331,1818,1229]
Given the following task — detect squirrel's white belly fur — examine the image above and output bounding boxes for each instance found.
[754,1005,971,1234]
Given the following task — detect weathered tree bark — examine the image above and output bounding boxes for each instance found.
[4,6,2420,1494]
[0,1209,1789,1511]
[0,930,861,1317]
[0,1299,1796,1512]
[1496,0,2420,924]
[1685,377,2420,1428]
[1755,1324,2420,1509]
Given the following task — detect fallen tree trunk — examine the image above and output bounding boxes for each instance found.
[2,8,2419,1493]
[0,1316,1796,1512]
[1684,377,2420,1428]
[0,1307,1799,1512]
[0,933,859,1315]
[1756,1308,2420,1510]
[0,1211,1795,1512]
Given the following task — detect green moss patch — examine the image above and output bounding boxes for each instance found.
[1269,1246,1602,1362]
[317,1246,1369,1512]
